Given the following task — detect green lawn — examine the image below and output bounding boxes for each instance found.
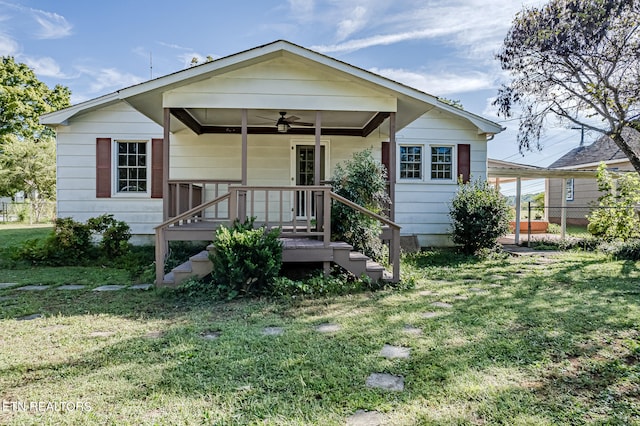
[0,226,639,424]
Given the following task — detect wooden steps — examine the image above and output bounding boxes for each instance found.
[160,238,392,287]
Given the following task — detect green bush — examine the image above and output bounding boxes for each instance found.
[14,214,131,265]
[209,218,282,299]
[449,179,510,255]
[331,149,390,261]
[598,239,640,260]
[587,163,640,241]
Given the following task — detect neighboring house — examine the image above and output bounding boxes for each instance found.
[546,128,639,226]
[41,40,503,284]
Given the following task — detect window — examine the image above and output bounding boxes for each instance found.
[565,178,574,201]
[116,141,147,193]
[399,146,422,179]
[431,146,453,180]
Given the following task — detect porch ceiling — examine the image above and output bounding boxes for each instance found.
[169,108,390,137]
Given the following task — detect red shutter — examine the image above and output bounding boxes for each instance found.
[151,138,163,198]
[381,141,390,178]
[457,143,471,183]
[96,138,111,198]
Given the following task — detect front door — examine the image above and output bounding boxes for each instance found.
[295,145,325,218]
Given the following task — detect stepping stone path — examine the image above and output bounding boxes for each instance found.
[346,410,386,426]
[0,283,18,290]
[57,285,86,290]
[422,311,440,319]
[365,373,405,392]
[146,331,163,339]
[17,313,42,321]
[468,287,489,294]
[315,323,341,333]
[453,295,468,300]
[431,301,453,308]
[0,296,13,302]
[402,325,422,335]
[418,290,437,296]
[129,284,153,290]
[262,327,284,336]
[89,331,115,338]
[201,331,221,340]
[17,285,49,291]
[379,344,410,359]
[93,285,126,292]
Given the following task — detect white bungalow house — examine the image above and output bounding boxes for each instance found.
[41,40,503,285]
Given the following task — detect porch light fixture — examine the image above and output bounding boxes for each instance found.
[276,115,289,133]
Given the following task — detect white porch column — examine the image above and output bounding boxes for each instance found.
[514,177,521,245]
[388,112,396,222]
[314,111,321,185]
[241,109,248,185]
[162,108,170,220]
[561,178,567,239]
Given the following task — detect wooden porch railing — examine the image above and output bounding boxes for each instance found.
[168,179,241,218]
[154,185,401,285]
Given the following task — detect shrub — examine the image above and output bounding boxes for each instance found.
[598,239,640,260]
[14,214,131,265]
[449,179,510,255]
[331,149,390,261]
[209,218,282,299]
[587,163,640,241]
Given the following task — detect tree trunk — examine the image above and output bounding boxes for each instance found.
[610,132,640,175]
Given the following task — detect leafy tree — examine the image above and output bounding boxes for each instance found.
[331,149,390,261]
[0,135,56,222]
[587,163,640,241]
[494,0,640,174]
[449,179,511,255]
[0,56,71,143]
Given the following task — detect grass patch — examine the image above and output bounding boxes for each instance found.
[0,227,639,424]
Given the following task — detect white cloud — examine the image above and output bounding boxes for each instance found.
[22,56,72,78]
[0,32,18,55]
[31,9,72,39]
[370,67,495,96]
[75,66,144,94]
[336,6,368,41]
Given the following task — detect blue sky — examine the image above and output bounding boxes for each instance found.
[0,0,591,194]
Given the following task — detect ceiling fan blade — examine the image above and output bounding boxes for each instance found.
[290,121,314,126]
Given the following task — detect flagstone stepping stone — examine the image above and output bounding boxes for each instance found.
[201,331,221,340]
[57,285,86,290]
[418,290,436,296]
[402,325,422,335]
[488,284,502,288]
[0,296,14,302]
[379,344,411,359]
[129,284,153,290]
[422,311,440,319]
[0,283,18,290]
[262,327,284,336]
[93,285,126,292]
[365,373,404,392]
[453,295,468,300]
[315,323,341,333]
[346,410,386,426]
[146,331,163,339]
[17,313,42,321]
[491,275,508,280]
[468,287,489,294]
[89,331,115,338]
[431,301,453,308]
[17,285,49,291]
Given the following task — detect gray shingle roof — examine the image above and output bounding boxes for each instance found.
[549,128,639,168]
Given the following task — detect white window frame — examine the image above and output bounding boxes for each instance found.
[399,145,423,180]
[113,139,150,197]
[565,178,574,201]
[429,145,455,182]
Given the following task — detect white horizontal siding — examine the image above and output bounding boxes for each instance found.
[164,57,396,112]
[393,109,488,246]
[56,101,164,236]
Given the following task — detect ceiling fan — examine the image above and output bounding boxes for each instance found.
[258,111,314,133]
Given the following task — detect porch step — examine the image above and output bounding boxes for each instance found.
[161,238,392,287]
